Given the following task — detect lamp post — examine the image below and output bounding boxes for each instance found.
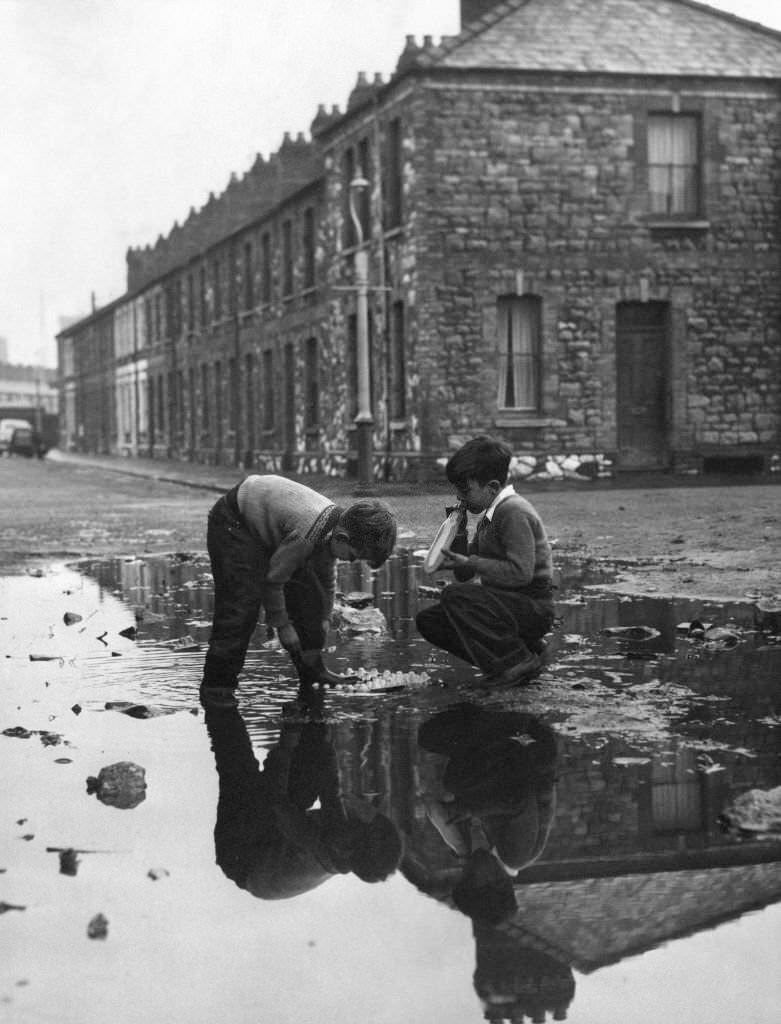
[348,173,375,495]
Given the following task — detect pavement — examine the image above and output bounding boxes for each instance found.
[46,446,779,498]
[45,448,443,499]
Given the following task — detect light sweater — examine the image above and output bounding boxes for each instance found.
[236,475,341,628]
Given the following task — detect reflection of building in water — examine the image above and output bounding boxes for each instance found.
[326,701,781,1021]
[80,553,216,643]
[337,551,420,639]
[510,861,781,976]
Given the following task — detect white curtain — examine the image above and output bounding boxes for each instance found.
[498,296,539,410]
[648,115,698,216]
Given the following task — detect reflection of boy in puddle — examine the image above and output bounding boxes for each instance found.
[204,704,402,899]
[411,702,557,897]
[402,703,573,1021]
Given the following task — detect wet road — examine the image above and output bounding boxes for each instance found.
[2,543,781,1024]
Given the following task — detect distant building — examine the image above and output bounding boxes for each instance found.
[0,362,58,414]
[57,0,781,478]
[0,361,59,450]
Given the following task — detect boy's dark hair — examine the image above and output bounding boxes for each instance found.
[340,500,397,568]
[349,813,404,883]
[446,435,512,489]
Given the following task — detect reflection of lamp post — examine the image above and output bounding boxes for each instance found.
[349,172,375,495]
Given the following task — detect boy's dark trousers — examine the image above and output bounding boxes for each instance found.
[202,488,327,689]
[415,582,554,676]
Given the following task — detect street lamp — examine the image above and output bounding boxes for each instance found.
[348,172,375,495]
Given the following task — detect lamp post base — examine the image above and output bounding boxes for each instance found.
[354,419,377,496]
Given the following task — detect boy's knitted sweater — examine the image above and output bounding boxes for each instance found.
[455,491,553,595]
[236,475,342,627]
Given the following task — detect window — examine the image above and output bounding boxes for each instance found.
[157,374,165,437]
[342,147,356,248]
[284,343,296,451]
[261,232,272,304]
[497,295,542,412]
[199,266,207,326]
[357,137,371,240]
[201,363,210,429]
[389,300,406,420]
[188,367,196,450]
[303,207,316,290]
[245,353,255,452]
[144,297,153,344]
[243,241,254,310]
[214,360,223,445]
[229,357,238,436]
[304,337,319,440]
[187,273,195,331]
[148,377,155,443]
[168,279,182,338]
[648,114,700,218]
[213,259,222,320]
[168,370,177,439]
[282,220,293,297]
[384,117,403,229]
[262,349,275,430]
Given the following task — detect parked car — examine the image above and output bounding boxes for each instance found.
[0,418,34,456]
[9,426,37,457]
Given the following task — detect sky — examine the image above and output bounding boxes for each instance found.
[2,0,781,368]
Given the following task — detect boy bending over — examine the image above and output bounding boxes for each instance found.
[416,436,554,687]
[201,474,396,708]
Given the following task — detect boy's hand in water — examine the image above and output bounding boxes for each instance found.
[278,623,302,659]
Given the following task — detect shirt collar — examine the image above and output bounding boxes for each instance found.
[485,484,517,521]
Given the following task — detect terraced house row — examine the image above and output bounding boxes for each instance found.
[58,0,781,481]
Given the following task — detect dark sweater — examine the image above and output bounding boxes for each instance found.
[455,492,553,595]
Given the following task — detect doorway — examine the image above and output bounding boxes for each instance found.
[616,301,670,469]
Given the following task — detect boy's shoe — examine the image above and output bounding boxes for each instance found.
[483,651,542,688]
[199,684,238,710]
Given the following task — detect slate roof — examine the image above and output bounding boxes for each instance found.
[434,0,781,77]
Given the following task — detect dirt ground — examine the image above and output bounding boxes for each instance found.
[0,454,779,603]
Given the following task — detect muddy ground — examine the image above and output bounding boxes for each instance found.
[0,454,779,603]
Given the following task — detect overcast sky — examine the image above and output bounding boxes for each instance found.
[2,0,781,367]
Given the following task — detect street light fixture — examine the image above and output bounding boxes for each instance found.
[348,172,375,495]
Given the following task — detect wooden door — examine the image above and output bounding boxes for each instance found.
[616,302,669,469]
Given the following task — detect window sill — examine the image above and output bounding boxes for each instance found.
[646,219,710,231]
[493,414,566,428]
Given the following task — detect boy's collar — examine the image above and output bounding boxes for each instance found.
[484,484,516,521]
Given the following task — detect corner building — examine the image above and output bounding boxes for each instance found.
[58,0,781,481]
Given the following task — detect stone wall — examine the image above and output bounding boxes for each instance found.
[407,74,781,470]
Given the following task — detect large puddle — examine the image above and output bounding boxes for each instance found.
[2,551,780,1023]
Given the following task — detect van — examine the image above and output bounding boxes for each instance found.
[0,418,34,455]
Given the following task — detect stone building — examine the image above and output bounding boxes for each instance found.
[57,0,781,479]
